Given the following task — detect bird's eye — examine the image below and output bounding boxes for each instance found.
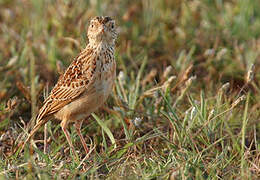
[111,24,114,29]
[91,24,94,28]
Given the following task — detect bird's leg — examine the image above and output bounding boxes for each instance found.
[60,121,76,157]
[74,120,89,154]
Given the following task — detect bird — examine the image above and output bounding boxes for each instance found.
[15,16,117,156]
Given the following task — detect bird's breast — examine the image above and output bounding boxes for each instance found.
[95,62,116,97]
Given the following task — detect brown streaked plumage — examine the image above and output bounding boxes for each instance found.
[17,16,117,156]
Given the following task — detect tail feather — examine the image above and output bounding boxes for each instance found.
[13,116,51,154]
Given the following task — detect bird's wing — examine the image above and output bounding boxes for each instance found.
[36,48,97,121]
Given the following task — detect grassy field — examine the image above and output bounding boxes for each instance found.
[0,0,260,179]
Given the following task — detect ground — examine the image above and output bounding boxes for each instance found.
[0,0,260,179]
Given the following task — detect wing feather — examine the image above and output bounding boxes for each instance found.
[37,48,96,121]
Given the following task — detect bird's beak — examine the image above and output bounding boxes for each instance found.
[100,25,105,34]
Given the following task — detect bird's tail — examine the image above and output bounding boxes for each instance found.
[13,116,51,155]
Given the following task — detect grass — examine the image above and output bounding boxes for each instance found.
[0,0,260,179]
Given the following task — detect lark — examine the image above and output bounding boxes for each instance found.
[17,16,117,156]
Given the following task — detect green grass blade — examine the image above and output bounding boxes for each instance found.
[92,113,116,149]
[128,55,147,110]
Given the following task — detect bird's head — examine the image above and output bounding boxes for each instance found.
[87,16,117,46]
